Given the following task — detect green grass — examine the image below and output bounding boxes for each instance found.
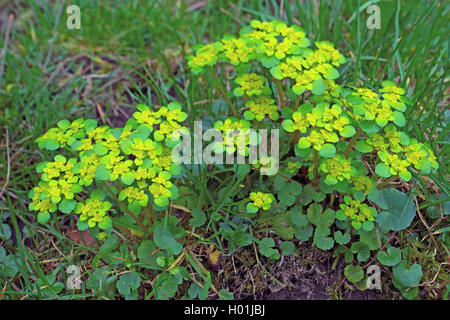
[0,0,448,299]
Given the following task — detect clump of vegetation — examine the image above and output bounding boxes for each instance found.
[26,19,447,300]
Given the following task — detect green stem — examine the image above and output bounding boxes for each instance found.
[293,93,301,109]
[343,128,362,157]
[207,66,237,116]
[252,242,284,287]
[274,78,285,109]
[328,192,336,208]
[376,175,399,190]
[313,149,319,188]
[101,181,147,231]
[418,197,450,210]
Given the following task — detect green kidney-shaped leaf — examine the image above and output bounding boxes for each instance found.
[311,79,325,95]
[377,246,402,266]
[373,188,416,231]
[393,262,422,287]
[59,199,76,214]
[116,273,141,296]
[319,143,336,158]
[375,163,391,178]
[344,265,364,283]
[153,223,183,255]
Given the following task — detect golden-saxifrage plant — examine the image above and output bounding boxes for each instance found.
[28,19,441,299]
[30,103,188,238]
[186,19,440,298]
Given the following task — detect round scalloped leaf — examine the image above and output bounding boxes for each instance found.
[399,170,412,182]
[360,120,380,134]
[344,265,364,283]
[340,125,356,138]
[351,220,362,229]
[120,140,133,154]
[297,137,311,149]
[375,163,391,178]
[334,230,350,245]
[391,101,406,112]
[324,67,339,80]
[292,85,306,95]
[399,132,410,145]
[325,174,338,185]
[57,119,70,130]
[393,262,422,287]
[280,241,295,256]
[233,87,244,97]
[128,201,142,214]
[116,272,141,296]
[269,111,279,121]
[43,139,60,151]
[121,171,135,186]
[393,111,406,127]
[307,204,335,227]
[0,223,11,240]
[153,130,164,141]
[258,237,278,258]
[313,227,334,250]
[95,164,111,181]
[37,212,51,224]
[311,79,325,95]
[246,203,258,214]
[415,159,431,174]
[77,219,89,231]
[270,66,283,80]
[91,189,106,200]
[99,216,112,230]
[362,221,374,231]
[373,188,416,231]
[260,56,279,68]
[243,110,255,121]
[59,199,76,214]
[355,140,373,153]
[281,119,295,132]
[154,196,169,208]
[377,246,402,266]
[94,143,108,156]
[319,143,336,158]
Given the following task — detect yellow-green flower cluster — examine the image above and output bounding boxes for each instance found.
[31,102,187,229]
[349,82,407,128]
[247,192,276,213]
[286,161,302,175]
[119,186,149,206]
[244,20,309,59]
[74,194,112,228]
[377,152,411,181]
[282,102,355,154]
[213,118,254,155]
[187,19,346,99]
[244,96,279,121]
[319,155,355,185]
[148,171,173,207]
[336,196,377,230]
[221,36,254,65]
[233,73,270,97]
[351,176,374,194]
[365,125,406,154]
[251,156,278,176]
[29,155,81,224]
[133,102,188,141]
[36,118,90,150]
[187,43,221,72]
